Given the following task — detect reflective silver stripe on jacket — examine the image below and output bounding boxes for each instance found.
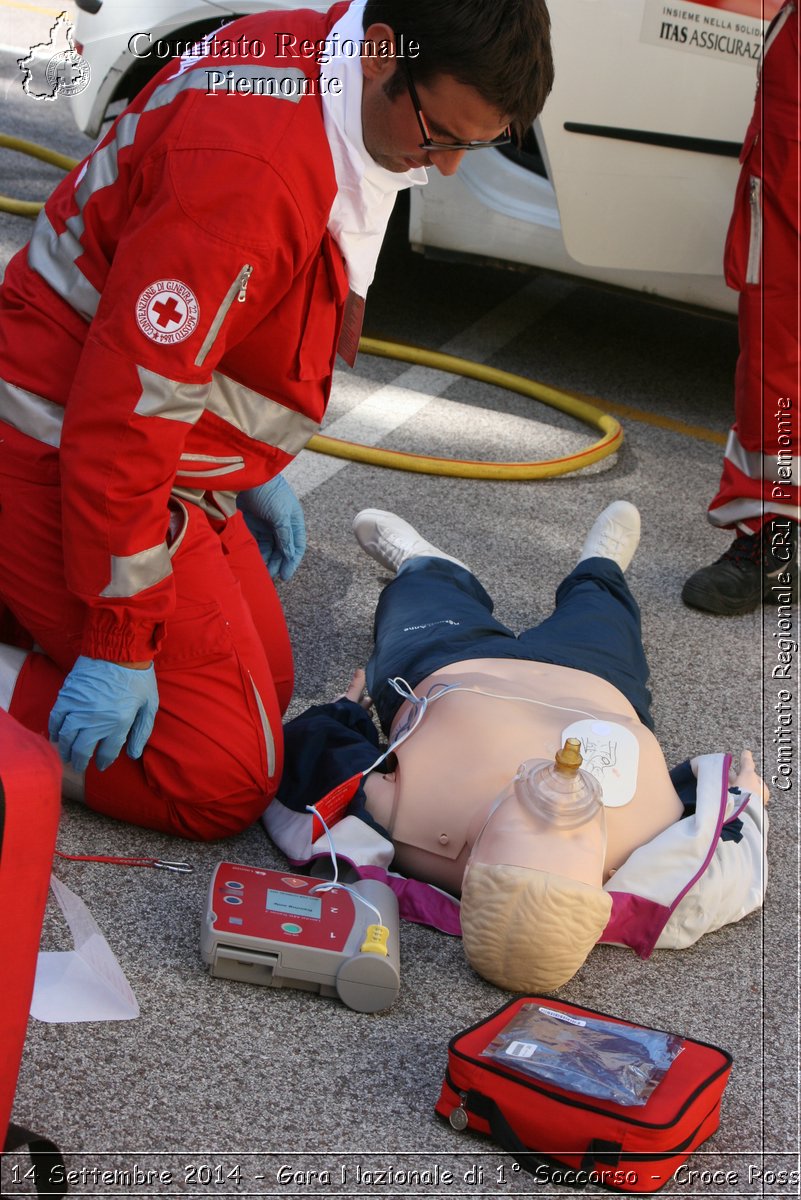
[166,498,190,557]
[206,372,320,455]
[0,378,65,447]
[724,428,800,485]
[171,487,238,519]
[27,108,142,319]
[100,542,172,598]
[28,209,101,320]
[150,64,306,112]
[178,453,246,478]
[708,496,796,528]
[249,672,277,777]
[133,365,209,422]
[0,367,207,450]
[27,66,306,318]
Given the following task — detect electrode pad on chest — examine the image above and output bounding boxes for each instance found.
[560,720,639,807]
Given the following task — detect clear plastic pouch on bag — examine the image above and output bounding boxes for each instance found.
[481,1003,683,1106]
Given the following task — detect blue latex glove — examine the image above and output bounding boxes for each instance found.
[237,475,307,581]
[49,656,159,773]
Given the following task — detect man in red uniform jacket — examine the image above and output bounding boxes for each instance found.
[0,0,554,838]
[682,1,799,615]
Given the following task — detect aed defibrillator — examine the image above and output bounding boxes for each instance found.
[201,862,400,1013]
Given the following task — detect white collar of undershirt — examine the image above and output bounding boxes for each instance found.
[320,0,428,298]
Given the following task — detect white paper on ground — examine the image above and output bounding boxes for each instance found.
[30,875,139,1022]
[561,719,640,808]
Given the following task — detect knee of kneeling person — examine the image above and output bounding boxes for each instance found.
[152,721,283,840]
[83,774,276,842]
[170,785,275,842]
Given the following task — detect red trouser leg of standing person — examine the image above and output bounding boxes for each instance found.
[708,6,800,535]
[0,447,292,840]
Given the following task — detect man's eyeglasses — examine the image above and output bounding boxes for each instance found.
[402,61,512,152]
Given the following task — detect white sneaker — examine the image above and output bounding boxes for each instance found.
[577,501,641,572]
[353,509,468,574]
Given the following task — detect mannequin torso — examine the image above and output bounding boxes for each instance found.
[364,658,684,894]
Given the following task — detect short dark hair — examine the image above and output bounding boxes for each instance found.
[362,0,554,134]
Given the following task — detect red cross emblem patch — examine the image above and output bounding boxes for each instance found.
[136,279,199,345]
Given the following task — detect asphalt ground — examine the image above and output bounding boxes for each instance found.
[0,17,798,1200]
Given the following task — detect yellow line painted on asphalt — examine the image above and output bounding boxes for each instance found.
[569,391,727,446]
[0,0,62,14]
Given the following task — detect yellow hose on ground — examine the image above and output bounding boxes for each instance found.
[309,338,623,480]
[0,134,79,217]
[0,136,624,479]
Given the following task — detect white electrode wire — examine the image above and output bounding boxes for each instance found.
[449,684,598,723]
[387,675,599,729]
[358,676,445,775]
[359,675,600,781]
[306,804,383,925]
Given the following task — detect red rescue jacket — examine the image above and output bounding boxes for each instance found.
[0,3,350,661]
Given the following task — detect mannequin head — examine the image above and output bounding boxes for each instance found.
[460,863,613,991]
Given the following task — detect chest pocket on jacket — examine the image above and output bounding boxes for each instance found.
[293,234,348,382]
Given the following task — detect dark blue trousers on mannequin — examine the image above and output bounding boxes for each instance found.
[366,556,654,735]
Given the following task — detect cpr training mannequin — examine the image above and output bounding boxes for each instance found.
[268,503,768,992]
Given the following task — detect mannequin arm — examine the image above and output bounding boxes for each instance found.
[728,748,769,805]
[334,667,372,709]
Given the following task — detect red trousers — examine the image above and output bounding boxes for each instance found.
[709,2,800,534]
[0,426,291,840]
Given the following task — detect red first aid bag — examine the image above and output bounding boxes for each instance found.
[435,996,732,1194]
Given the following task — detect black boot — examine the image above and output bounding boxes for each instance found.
[681,519,798,616]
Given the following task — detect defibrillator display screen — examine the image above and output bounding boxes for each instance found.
[266,889,322,920]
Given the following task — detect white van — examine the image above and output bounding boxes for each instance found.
[71,0,779,314]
